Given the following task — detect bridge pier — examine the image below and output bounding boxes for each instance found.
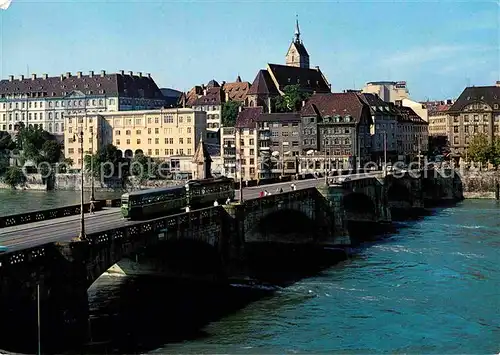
[316,183,351,246]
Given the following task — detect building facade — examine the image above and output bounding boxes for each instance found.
[256,113,302,179]
[0,71,165,136]
[300,92,373,171]
[358,93,398,164]
[447,83,500,160]
[64,108,206,169]
[234,107,262,181]
[362,81,409,104]
[394,103,429,162]
[285,18,310,69]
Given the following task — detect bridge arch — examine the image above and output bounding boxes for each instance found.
[258,209,316,236]
[343,192,376,216]
[387,182,411,202]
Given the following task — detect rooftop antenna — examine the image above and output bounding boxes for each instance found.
[466,77,471,87]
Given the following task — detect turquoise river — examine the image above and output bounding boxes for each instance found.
[0,192,499,353]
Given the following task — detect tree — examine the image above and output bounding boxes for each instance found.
[2,166,26,188]
[41,140,62,165]
[467,133,490,165]
[84,144,128,179]
[274,84,311,113]
[131,153,158,182]
[221,100,241,126]
[0,131,15,151]
[489,137,500,169]
[16,126,56,165]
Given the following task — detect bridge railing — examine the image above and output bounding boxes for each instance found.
[0,199,121,229]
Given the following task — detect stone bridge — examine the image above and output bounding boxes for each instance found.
[0,170,464,353]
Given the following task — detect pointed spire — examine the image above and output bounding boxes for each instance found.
[294,14,301,43]
[236,75,242,83]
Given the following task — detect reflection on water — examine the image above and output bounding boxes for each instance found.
[0,190,122,216]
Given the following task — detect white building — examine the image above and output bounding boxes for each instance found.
[0,70,166,135]
[362,81,409,104]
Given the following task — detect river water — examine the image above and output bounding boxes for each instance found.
[0,190,122,216]
[1,194,500,353]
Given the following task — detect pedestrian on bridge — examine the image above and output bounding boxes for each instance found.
[89,200,95,215]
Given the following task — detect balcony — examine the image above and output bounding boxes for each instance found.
[259,146,270,151]
[259,134,271,140]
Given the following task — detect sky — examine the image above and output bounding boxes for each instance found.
[0,0,499,101]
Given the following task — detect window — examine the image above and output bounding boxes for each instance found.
[187,138,191,144]
[148,138,152,144]
[155,128,159,134]
[116,130,121,135]
[179,138,184,144]
[454,136,459,144]
[126,130,131,135]
[148,149,152,155]
[155,149,159,156]
[137,139,141,144]
[126,139,130,144]
[136,130,141,135]
[155,118,159,124]
[68,148,74,154]
[187,127,192,133]
[148,128,152,134]
[188,149,192,155]
[250,149,254,155]
[116,139,120,145]
[454,126,459,133]
[155,138,159,144]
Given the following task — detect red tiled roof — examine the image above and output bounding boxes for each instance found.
[235,107,264,128]
[193,87,223,106]
[300,92,365,122]
[255,112,301,123]
[223,81,250,102]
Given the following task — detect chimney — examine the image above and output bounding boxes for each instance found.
[496,81,500,87]
[60,74,64,81]
[138,72,142,77]
[447,99,452,105]
[65,72,71,78]
[8,75,13,82]
[19,75,24,81]
[100,70,106,77]
[42,74,48,80]
[395,100,402,107]
[31,74,37,80]
[89,71,94,78]
[77,71,82,78]
[147,73,151,79]
[225,91,229,102]
[315,66,320,71]
[120,70,124,75]
[128,71,133,76]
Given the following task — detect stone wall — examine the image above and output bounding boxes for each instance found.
[459,170,500,199]
[0,173,46,190]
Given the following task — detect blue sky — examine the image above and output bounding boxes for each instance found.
[0,0,498,101]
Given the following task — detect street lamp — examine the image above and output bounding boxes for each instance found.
[90,129,95,201]
[237,127,244,202]
[382,131,387,177]
[73,130,85,240]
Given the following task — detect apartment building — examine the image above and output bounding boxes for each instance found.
[234,107,262,181]
[428,101,453,137]
[357,93,398,164]
[447,83,500,160]
[0,70,165,136]
[300,92,372,171]
[64,108,206,169]
[256,113,302,179]
[221,126,236,178]
[362,81,409,104]
[394,103,429,161]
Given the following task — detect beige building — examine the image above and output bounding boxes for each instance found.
[362,81,409,104]
[402,98,428,122]
[428,102,452,137]
[64,108,207,169]
[447,83,500,160]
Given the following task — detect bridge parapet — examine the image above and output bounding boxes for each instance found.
[0,199,121,229]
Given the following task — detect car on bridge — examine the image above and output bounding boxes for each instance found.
[0,246,8,253]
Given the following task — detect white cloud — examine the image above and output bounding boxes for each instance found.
[385,44,496,67]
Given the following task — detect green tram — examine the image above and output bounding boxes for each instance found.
[121,177,235,220]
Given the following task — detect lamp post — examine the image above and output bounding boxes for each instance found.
[238,127,243,202]
[74,130,85,240]
[383,131,387,177]
[323,140,328,184]
[90,130,95,201]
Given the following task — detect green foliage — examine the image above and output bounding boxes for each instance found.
[274,84,311,113]
[0,131,15,151]
[2,166,26,188]
[16,126,58,165]
[489,138,500,168]
[221,100,241,127]
[131,153,158,182]
[84,144,129,179]
[467,134,490,165]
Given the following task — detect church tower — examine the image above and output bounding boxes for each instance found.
[285,16,310,68]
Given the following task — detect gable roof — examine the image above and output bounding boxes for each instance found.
[193,87,224,106]
[235,107,264,128]
[0,72,164,100]
[192,137,212,163]
[267,64,330,93]
[300,92,366,122]
[396,105,428,125]
[448,85,500,112]
[247,70,279,96]
[255,112,301,123]
[222,81,251,102]
[357,93,399,116]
